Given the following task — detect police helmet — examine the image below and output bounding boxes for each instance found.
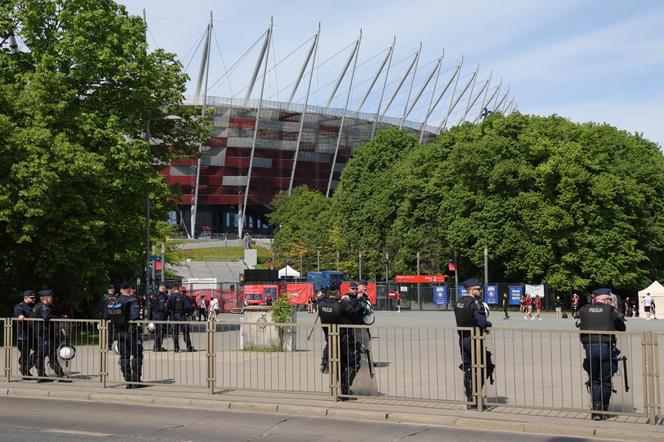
[147,322,156,333]
[482,301,491,318]
[362,313,375,325]
[58,344,76,361]
[112,340,120,355]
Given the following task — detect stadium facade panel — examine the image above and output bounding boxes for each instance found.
[161,97,437,236]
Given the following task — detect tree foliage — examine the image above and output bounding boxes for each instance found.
[0,0,209,313]
[271,114,664,293]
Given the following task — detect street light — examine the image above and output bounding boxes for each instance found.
[145,114,183,288]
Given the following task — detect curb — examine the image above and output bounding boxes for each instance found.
[2,387,662,441]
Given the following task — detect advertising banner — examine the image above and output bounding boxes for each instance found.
[525,284,545,298]
[433,286,448,305]
[509,285,523,305]
[286,283,314,305]
[485,285,498,304]
[395,275,447,283]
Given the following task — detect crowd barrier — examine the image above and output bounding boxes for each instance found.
[2,318,661,424]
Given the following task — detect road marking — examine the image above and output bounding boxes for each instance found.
[43,429,111,437]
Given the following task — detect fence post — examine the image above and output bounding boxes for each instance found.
[4,319,11,382]
[472,327,486,411]
[330,324,339,400]
[207,319,216,394]
[99,320,107,388]
[644,331,659,425]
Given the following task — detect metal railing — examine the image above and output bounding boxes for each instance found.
[2,317,661,424]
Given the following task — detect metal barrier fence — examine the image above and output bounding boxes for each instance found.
[1,318,661,424]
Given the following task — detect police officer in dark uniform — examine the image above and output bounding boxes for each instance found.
[14,290,37,377]
[99,284,116,351]
[33,289,67,382]
[317,283,363,399]
[577,288,626,420]
[106,283,145,388]
[167,286,195,352]
[453,278,494,409]
[316,286,332,373]
[149,283,169,352]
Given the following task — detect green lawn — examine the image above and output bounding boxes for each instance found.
[174,245,271,263]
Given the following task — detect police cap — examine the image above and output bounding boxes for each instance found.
[350,282,357,289]
[107,283,115,289]
[357,279,368,286]
[592,288,611,296]
[462,278,481,290]
[38,289,54,298]
[121,283,130,290]
[130,284,137,290]
[22,290,35,297]
[329,282,341,291]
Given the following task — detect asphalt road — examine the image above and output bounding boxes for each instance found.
[0,397,598,442]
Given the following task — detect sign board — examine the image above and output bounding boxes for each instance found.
[509,285,523,305]
[400,286,408,292]
[433,286,448,305]
[485,285,498,304]
[395,275,447,283]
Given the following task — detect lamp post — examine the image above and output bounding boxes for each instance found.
[145,114,183,288]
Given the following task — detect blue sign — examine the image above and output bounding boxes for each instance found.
[485,285,498,304]
[509,285,523,305]
[433,286,448,305]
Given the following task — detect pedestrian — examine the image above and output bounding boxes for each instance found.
[524,294,533,320]
[106,283,146,388]
[641,292,653,320]
[148,283,169,352]
[453,278,494,409]
[532,295,542,320]
[501,291,510,319]
[519,293,527,314]
[576,288,626,420]
[554,295,563,318]
[197,295,208,321]
[167,286,195,352]
[33,289,68,382]
[396,291,401,313]
[208,295,219,321]
[14,290,37,378]
[571,293,580,318]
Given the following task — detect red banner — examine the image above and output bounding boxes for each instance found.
[286,283,314,305]
[340,282,377,305]
[395,275,447,283]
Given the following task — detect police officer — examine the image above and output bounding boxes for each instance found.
[14,290,37,377]
[99,284,116,351]
[33,289,67,382]
[577,288,626,420]
[148,283,169,352]
[167,286,195,352]
[106,283,146,388]
[316,286,332,373]
[317,283,363,399]
[453,278,494,409]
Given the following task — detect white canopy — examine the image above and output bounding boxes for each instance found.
[278,265,300,279]
[637,280,664,319]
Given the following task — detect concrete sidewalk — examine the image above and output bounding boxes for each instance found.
[1,381,661,441]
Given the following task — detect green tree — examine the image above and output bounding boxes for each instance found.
[0,0,209,314]
[268,186,333,273]
[388,114,664,293]
[330,128,418,278]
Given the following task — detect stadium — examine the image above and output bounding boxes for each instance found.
[159,18,516,238]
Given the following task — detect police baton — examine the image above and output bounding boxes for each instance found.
[306,314,320,341]
[620,356,630,392]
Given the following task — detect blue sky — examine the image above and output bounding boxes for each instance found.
[118,0,664,147]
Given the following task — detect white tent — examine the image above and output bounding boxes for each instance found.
[278,265,300,279]
[638,280,664,319]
